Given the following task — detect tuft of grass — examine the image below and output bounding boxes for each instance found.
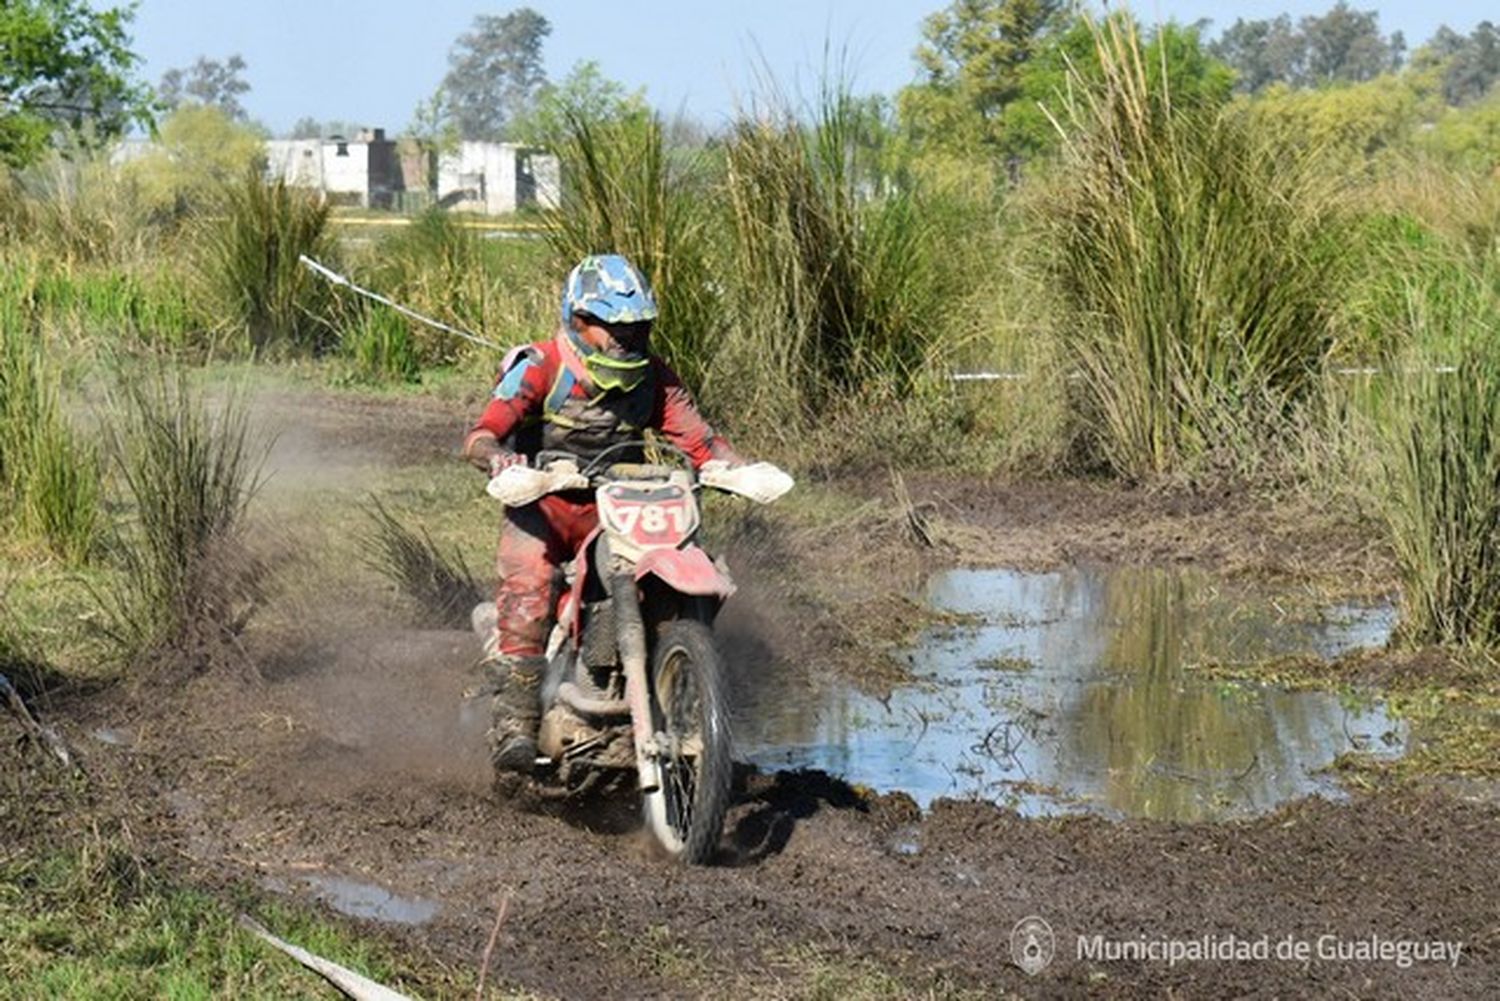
[0,305,101,562]
[1368,250,1500,647]
[0,833,451,998]
[339,305,421,384]
[715,86,945,432]
[359,497,482,628]
[100,370,264,662]
[1045,17,1343,480]
[195,170,337,355]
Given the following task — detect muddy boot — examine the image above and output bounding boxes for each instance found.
[485,654,545,775]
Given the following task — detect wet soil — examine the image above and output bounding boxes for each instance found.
[14,386,1499,998]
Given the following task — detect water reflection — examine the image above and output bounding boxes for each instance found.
[739,567,1405,821]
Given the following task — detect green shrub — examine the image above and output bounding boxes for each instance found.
[358,209,532,367]
[714,87,948,432]
[340,305,420,384]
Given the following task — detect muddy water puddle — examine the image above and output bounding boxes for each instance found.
[740,567,1406,822]
[264,872,440,925]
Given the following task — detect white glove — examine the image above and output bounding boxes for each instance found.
[486,460,588,507]
[699,461,795,504]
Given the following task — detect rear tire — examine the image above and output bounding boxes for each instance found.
[641,618,732,864]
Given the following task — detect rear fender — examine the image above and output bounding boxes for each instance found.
[634,546,736,599]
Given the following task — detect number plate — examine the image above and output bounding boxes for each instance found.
[598,483,699,551]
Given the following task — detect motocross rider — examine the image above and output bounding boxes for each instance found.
[463,253,744,774]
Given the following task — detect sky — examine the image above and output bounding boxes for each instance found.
[126,1,1494,135]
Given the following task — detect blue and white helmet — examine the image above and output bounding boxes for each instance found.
[561,253,658,326]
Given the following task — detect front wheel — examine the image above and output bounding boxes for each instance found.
[641,618,732,863]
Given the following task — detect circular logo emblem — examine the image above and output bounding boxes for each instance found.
[1010,915,1055,976]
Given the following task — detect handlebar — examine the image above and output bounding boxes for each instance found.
[536,441,698,486]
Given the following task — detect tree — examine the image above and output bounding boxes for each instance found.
[1209,3,1404,93]
[0,0,152,167]
[121,104,265,218]
[1300,2,1402,85]
[508,60,647,147]
[441,8,551,140]
[1210,15,1305,93]
[159,54,251,120]
[899,0,1066,153]
[1432,21,1500,106]
[287,117,363,140]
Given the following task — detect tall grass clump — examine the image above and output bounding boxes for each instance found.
[339,305,420,384]
[195,170,337,355]
[0,154,154,266]
[359,499,481,627]
[101,371,263,661]
[544,109,720,388]
[1046,18,1344,480]
[0,306,100,562]
[357,209,547,368]
[1368,251,1500,648]
[717,88,946,429]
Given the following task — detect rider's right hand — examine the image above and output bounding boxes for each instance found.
[488,451,528,478]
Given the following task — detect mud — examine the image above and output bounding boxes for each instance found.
[15,385,1500,998]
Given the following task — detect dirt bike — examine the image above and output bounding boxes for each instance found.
[479,442,792,863]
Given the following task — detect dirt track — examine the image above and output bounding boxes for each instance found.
[25,386,1500,997]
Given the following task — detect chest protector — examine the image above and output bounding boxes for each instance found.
[500,333,656,463]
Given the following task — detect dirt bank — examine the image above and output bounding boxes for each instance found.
[10,383,1493,999]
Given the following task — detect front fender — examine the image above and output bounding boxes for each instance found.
[634,546,736,599]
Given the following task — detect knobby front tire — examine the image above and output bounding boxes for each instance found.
[641,618,732,864]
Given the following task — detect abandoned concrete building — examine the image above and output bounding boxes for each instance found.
[263,129,560,213]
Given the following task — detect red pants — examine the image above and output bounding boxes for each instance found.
[494,494,598,657]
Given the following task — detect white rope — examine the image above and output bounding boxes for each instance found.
[297,254,505,351]
[952,366,1461,382]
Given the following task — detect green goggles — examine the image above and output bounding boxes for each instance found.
[584,351,650,392]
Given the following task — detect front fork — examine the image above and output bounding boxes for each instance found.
[612,571,662,794]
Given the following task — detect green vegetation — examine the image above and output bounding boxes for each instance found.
[0,0,153,168]
[1368,250,1500,647]
[5,0,1500,989]
[0,303,99,562]
[1046,17,1340,479]
[195,170,338,354]
[99,371,262,662]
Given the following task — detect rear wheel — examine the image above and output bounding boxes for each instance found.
[641,618,732,863]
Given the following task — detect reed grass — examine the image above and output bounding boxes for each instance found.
[1045,18,1344,480]
[1369,249,1500,647]
[359,498,481,627]
[543,108,720,388]
[194,170,337,356]
[0,304,100,562]
[715,87,945,429]
[100,370,263,660]
[339,305,421,384]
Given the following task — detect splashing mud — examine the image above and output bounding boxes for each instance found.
[739,566,1405,821]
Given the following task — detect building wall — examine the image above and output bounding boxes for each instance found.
[265,140,323,188]
[320,139,369,201]
[128,133,558,214]
[436,143,559,214]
